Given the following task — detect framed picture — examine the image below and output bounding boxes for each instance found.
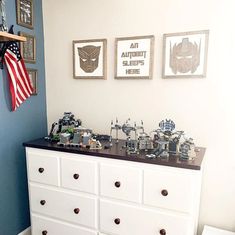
[16,0,34,29]
[73,39,107,79]
[115,35,154,79]
[27,68,37,95]
[162,30,209,78]
[19,32,36,63]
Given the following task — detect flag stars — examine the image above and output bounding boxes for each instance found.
[7,42,21,59]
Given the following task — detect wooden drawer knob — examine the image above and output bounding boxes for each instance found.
[114,218,120,225]
[114,181,121,188]
[74,208,80,214]
[160,229,166,235]
[161,189,168,196]
[42,231,48,235]
[73,174,80,179]
[38,168,44,173]
[40,200,46,205]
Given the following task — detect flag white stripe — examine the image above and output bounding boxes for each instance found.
[17,86,27,100]
[4,56,18,101]
[18,61,33,93]
[16,96,23,104]
[16,100,20,109]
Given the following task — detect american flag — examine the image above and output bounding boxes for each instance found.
[3,41,33,111]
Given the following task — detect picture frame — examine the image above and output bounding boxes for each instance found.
[73,39,107,79]
[162,30,209,78]
[16,0,34,29]
[27,68,37,95]
[115,35,154,79]
[19,31,36,63]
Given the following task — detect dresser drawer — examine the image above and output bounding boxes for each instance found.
[30,185,97,229]
[100,199,191,235]
[100,163,142,203]
[27,152,59,186]
[31,215,97,235]
[61,157,97,194]
[143,168,194,213]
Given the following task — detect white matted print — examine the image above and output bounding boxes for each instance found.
[162,30,209,78]
[115,35,154,79]
[73,39,107,79]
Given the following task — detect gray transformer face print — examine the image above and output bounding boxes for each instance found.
[170,38,201,74]
[77,45,101,73]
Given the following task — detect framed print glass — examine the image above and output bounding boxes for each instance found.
[19,31,36,63]
[162,30,209,78]
[115,35,154,79]
[27,68,37,95]
[16,0,34,29]
[73,39,107,79]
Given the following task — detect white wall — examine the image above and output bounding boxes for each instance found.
[42,0,235,233]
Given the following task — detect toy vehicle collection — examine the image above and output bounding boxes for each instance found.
[45,113,198,160]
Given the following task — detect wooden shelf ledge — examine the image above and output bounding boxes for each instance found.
[0,31,26,42]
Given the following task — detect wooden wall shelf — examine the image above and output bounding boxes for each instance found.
[0,31,26,42]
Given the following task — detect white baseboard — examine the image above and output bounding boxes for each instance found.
[18,226,31,235]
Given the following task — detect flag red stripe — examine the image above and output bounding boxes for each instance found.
[6,69,17,111]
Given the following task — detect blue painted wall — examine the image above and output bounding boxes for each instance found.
[0,0,47,234]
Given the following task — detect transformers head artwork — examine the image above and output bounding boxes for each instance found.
[77,45,101,73]
[170,38,201,74]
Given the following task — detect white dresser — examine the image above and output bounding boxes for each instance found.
[25,140,205,235]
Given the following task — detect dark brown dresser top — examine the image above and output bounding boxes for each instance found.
[23,138,205,170]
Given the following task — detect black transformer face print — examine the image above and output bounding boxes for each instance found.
[77,45,101,73]
[170,38,201,74]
